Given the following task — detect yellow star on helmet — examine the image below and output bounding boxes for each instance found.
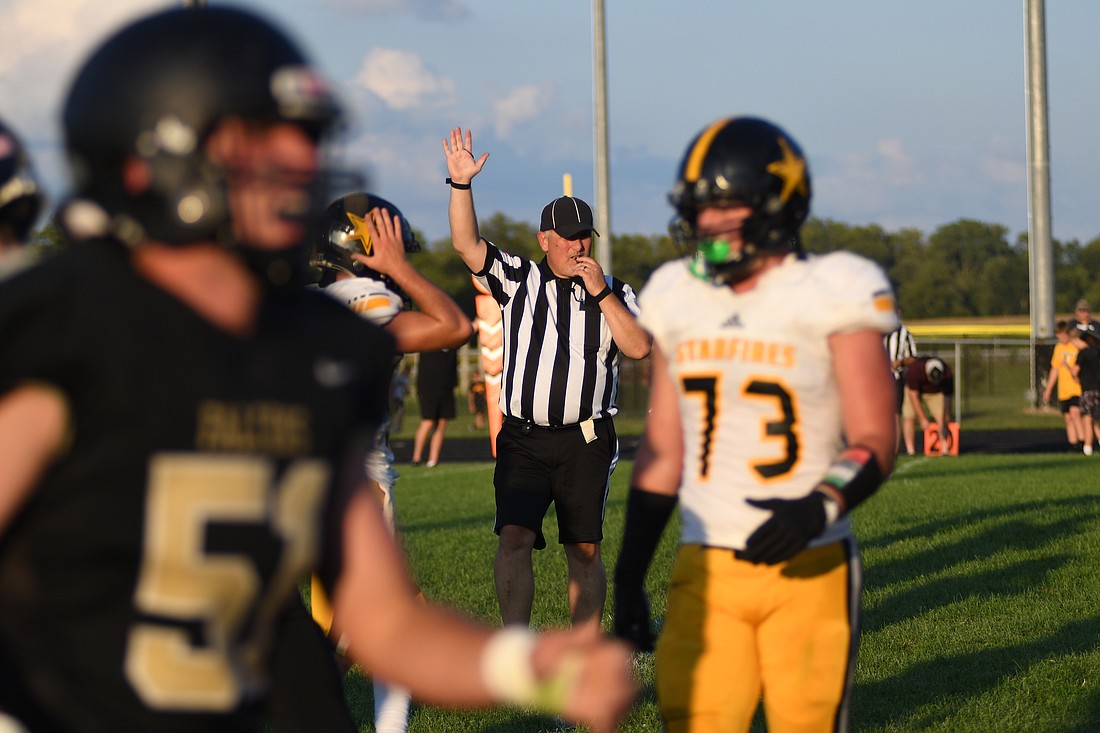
[346,211,374,255]
[766,136,808,203]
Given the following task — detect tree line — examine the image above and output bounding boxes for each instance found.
[30,214,1100,322]
[404,214,1100,322]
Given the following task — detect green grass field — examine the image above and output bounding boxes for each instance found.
[334,452,1100,732]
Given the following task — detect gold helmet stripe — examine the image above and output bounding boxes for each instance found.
[684,117,733,182]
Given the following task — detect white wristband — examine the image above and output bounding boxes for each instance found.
[481,626,538,706]
[480,625,583,713]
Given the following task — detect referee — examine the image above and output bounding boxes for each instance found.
[443,127,652,632]
[884,310,917,454]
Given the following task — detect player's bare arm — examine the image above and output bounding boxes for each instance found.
[352,207,473,352]
[614,346,681,650]
[631,346,684,495]
[443,127,489,272]
[331,488,636,731]
[832,328,898,477]
[0,384,69,533]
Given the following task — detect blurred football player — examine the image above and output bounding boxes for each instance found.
[0,116,44,273]
[614,116,897,732]
[0,6,633,733]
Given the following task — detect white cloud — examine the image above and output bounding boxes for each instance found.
[0,0,161,126]
[875,137,909,165]
[811,138,927,227]
[980,136,1026,185]
[981,155,1026,185]
[492,84,553,139]
[322,0,470,22]
[873,138,922,186]
[353,48,457,110]
[0,0,166,200]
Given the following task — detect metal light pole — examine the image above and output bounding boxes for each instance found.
[592,0,612,274]
[1024,0,1054,402]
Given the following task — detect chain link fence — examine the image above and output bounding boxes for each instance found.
[422,338,1058,432]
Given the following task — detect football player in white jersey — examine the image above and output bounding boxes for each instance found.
[268,192,475,730]
[614,117,898,733]
[311,192,473,526]
[307,193,473,733]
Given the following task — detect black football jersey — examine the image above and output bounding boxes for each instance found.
[0,241,394,732]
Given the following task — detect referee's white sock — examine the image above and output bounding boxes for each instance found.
[373,679,411,733]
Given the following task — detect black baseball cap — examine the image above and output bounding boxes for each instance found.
[539,196,599,238]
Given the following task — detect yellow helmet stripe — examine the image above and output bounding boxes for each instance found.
[684,117,732,182]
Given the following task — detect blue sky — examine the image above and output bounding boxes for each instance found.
[3,0,1099,247]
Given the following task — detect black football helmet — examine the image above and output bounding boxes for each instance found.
[0,117,44,243]
[312,192,420,280]
[61,5,343,248]
[669,116,811,285]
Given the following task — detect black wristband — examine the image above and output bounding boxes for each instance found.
[591,286,612,303]
[614,487,677,586]
[816,444,883,514]
[445,178,471,190]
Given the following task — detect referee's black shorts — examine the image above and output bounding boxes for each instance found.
[493,417,618,550]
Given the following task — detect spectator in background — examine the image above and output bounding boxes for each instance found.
[885,309,918,455]
[468,373,488,430]
[1070,324,1100,455]
[1043,320,1085,452]
[904,356,955,456]
[1072,299,1100,332]
[412,348,458,467]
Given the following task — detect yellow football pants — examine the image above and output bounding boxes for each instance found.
[656,540,862,733]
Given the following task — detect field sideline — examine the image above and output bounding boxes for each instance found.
[328,452,1100,732]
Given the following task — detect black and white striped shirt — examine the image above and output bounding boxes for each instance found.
[475,241,641,427]
[884,323,916,379]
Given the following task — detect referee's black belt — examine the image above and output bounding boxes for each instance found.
[503,415,610,431]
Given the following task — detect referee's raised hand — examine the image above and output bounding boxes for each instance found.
[443,127,489,184]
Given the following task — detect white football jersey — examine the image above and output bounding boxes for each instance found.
[639,251,898,550]
[320,276,402,329]
[316,276,403,522]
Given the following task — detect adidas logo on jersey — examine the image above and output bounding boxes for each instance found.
[720,313,743,329]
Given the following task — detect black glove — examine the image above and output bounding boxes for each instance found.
[735,492,827,565]
[613,582,655,652]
